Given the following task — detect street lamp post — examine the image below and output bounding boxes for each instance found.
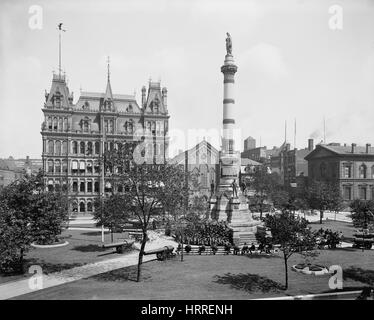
[180,219,187,262]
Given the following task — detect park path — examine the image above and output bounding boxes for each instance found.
[0,234,177,300]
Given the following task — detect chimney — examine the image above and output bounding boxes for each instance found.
[366,143,371,154]
[141,86,146,108]
[162,87,168,110]
[308,139,314,151]
[351,143,356,153]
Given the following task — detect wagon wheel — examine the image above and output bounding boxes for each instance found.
[116,245,124,254]
[156,251,167,261]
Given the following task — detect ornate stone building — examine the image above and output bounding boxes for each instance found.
[41,72,169,215]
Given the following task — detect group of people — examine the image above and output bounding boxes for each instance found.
[181,242,274,255]
[316,228,343,249]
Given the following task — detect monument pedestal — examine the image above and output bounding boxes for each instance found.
[209,193,261,246]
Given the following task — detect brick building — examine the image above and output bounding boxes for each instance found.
[281,139,314,189]
[305,143,374,201]
[41,71,169,215]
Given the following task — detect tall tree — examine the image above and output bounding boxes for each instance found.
[93,193,130,242]
[101,143,188,281]
[307,180,342,224]
[263,211,318,289]
[350,199,374,229]
[0,171,68,272]
[246,166,281,218]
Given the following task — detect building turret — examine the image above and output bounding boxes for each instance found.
[141,86,147,108]
[162,87,168,111]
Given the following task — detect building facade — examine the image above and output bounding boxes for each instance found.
[243,136,256,151]
[281,140,313,189]
[170,140,219,198]
[41,72,169,215]
[305,143,374,201]
[0,157,42,189]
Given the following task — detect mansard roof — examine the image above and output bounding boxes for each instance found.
[143,81,167,115]
[44,74,73,109]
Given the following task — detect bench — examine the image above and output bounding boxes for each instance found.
[144,245,175,261]
[102,239,135,254]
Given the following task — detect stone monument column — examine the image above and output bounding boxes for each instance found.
[218,33,240,193]
[209,33,261,246]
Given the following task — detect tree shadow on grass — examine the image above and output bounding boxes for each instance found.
[25,259,85,274]
[91,265,151,282]
[72,244,106,252]
[343,267,374,286]
[214,273,284,293]
[243,254,281,260]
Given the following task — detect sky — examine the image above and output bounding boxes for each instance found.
[0,0,373,159]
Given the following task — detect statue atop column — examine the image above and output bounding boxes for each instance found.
[226,32,232,55]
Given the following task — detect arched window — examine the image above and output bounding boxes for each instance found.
[87,142,93,155]
[79,202,85,212]
[48,141,54,155]
[80,141,85,154]
[48,160,54,173]
[80,181,85,193]
[55,160,61,173]
[48,117,52,130]
[72,181,78,192]
[72,141,78,154]
[151,121,156,134]
[359,164,367,179]
[47,180,54,192]
[79,161,86,173]
[371,166,374,179]
[83,120,89,132]
[87,160,93,174]
[109,120,114,133]
[62,160,68,173]
[72,160,78,174]
[55,141,61,156]
[87,202,93,212]
[87,181,92,192]
[62,141,67,155]
[94,181,99,193]
[147,121,151,133]
[320,162,327,177]
[156,122,160,135]
[95,142,100,154]
[58,118,63,131]
[128,104,133,113]
[72,201,78,212]
[53,117,58,131]
[128,119,133,133]
[64,118,68,131]
[55,180,61,192]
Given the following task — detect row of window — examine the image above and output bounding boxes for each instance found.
[342,163,374,179]
[45,140,165,157]
[343,185,374,201]
[47,179,125,194]
[46,116,68,132]
[72,200,94,213]
[313,162,374,179]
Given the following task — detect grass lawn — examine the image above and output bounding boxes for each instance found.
[14,247,374,300]
[0,229,132,285]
